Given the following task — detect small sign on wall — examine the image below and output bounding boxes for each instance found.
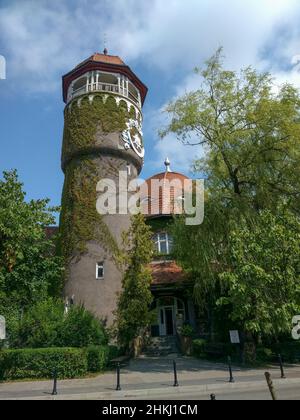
[229,330,240,344]
[0,316,6,340]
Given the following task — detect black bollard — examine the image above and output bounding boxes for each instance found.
[265,372,277,400]
[210,394,216,400]
[173,360,179,387]
[116,362,121,391]
[51,368,58,396]
[278,354,286,379]
[227,356,235,383]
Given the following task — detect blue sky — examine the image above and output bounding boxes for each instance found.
[1,0,300,215]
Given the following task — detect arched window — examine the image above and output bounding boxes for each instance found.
[153,232,173,254]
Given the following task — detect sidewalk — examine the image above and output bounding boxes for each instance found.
[1,356,300,400]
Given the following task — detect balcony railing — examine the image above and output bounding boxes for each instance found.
[68,82,141,108]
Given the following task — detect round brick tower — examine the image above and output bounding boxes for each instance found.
[59,50,148,325]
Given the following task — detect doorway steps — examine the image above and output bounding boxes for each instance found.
[143,336,179,357]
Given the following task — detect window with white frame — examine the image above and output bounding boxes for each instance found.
[96,262,104,279]
[153,232,173,255]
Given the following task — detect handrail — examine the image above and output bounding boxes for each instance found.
[68,82,141,107]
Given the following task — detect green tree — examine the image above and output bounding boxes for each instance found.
[162,49,300,340]
[114,213,154,351]
[161,48,300,212]
[217,210,300,340]
[0,170,64,341]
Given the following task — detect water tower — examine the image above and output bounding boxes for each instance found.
[60,50,148,324]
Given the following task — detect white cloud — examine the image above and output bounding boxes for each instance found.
[1,0,300,93]
[1,0,300,173]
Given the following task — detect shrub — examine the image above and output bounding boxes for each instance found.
[86,346,110,372]
[180,324,194,337]
[256,347,273,362]
[0,348,87,380]
[272,342,300,363]
[58,305,108,348]
[192,339,207,358]
[15,300,108,349]
[18,299,64,348]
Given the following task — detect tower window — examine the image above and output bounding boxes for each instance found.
[96,262,104,279]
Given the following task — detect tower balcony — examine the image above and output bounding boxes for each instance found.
[67,70,142,109]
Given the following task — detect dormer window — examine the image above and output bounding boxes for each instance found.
[96,262,104,279]
[153,232,173,255]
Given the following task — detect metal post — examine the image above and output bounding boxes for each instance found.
[265,372,277,400]
[51,369,57,396]
[228,356,235,383]
[173,360,179,387]
[278,354,286,379]
[210,394,216,400]
[116,363,121,391]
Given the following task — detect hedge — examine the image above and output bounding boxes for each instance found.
[0,345,121,381]
[86,346,110,373]
[0,348,88,380]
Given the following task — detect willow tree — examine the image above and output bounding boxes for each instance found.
[162,48,300,211]
[162,49,300,339]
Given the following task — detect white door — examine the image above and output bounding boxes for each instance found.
[158,306,174,336]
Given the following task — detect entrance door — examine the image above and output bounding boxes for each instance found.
[165,308,174,336]
[159,306,174,336]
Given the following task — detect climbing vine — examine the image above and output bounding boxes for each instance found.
[59,157,122,267]
[62,94,138,164]
[60,94,142,270]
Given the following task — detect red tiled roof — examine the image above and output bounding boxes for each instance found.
[140,171,190,217]
[150,260,187,286]
[76,53,125,68]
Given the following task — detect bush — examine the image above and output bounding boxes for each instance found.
[256,347,273,362]
[192,339,207,358]
[57,305,108,348]
[272,342,300,363]
[15,300,108,349]
[0,348,87,380]
[18,299,64,348]
[86,346,110,372]
[180,324,194,337]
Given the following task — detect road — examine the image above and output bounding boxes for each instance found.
[129,383,300,400]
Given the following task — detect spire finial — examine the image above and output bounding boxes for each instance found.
[164,157,171,173]
[103,32,108,55]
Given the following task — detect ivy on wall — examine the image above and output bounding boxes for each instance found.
[62,94,137,163]
[60,93,142,269]
[146,217,173,234]
[59,156,121,266]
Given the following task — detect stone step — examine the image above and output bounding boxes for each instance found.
[143,336,179,357]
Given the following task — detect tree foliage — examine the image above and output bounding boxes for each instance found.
[217,210,300,338]
[162,48,300,212]
[0,170,64,341]
[162,49,300,340]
